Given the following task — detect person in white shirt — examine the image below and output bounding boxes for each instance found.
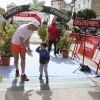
[11,20,40,81]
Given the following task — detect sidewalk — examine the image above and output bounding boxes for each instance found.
[0,32,100,100]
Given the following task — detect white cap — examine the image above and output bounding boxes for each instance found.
[29,20,40,27]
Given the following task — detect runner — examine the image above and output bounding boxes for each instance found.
[48,21,59,55]
[11,20,40,81]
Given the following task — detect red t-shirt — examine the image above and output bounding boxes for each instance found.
[48,25,60,41]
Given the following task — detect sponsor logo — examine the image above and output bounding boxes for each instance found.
[83,41,94,51]
[3,6,22,17]
[29,0,45,11]
[50,8,68,20]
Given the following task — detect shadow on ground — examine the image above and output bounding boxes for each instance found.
[36,79,53,100]
[5,79,32,100]
[88,91,100,100]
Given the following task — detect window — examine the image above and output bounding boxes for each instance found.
[52,3,53,6]
[79,4,80,9]
[83,0,85,5]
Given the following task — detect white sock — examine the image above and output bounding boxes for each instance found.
[22,73,25,75]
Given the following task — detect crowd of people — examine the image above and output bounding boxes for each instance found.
[1,19,100,84]
[72,27,100,36]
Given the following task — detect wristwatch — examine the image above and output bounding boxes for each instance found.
[26,47,30,50]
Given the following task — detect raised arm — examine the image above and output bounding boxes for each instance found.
[36,46,41,53]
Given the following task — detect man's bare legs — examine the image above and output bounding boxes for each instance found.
[13,51,29,81]
[20,52,29,81]
[13,51,19,76]
[20,52,26,74]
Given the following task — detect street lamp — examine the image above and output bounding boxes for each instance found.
[44,13,46,21]
[71,0,76,18]
[71,1,74,17]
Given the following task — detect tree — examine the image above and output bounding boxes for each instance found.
[66,11,72,17]
[83,9,96,19]
[76,8,97,19]
[72,12,77,19]
[43,21,47,25]
[56,17,62,23]
[77,10,83,18]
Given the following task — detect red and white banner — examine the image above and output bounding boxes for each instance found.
[70,33,77,44]
[78,35,100,59]
[14,12,41,24]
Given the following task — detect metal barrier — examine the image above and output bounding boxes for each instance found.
[70,33,100,74]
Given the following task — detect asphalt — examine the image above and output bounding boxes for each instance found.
[0,31,100,100]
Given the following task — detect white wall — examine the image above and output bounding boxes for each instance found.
[0,15,6,22]
[75,0,92,12]
[13,12,49,26]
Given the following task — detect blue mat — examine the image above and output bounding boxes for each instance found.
[0,44,100,80]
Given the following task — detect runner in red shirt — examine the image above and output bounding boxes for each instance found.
[48,21,60,55]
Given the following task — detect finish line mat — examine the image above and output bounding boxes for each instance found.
[0,78,96,91]
[0,44,100,80]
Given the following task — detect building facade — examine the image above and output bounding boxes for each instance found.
[0,7,5,21]
[0,7,5,14]
[51,0,71,11]
[74,0,100,19]
[7,3,17,11]
[75,0,91,12]
[91,0,100,19]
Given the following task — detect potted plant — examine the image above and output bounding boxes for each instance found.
[57,29,72,58]
[38,25,47,42]
[0,73,3,83]
[0,21,5,41]
[45,29,49,43]
[0,24,18,66]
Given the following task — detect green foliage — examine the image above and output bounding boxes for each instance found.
[83,9,96,19]
[43,21,47,25]
[77,10,83,18]
[77,8,97,19]
[33,0,44,9]
[56,17,62,23]
[0,24,18,57]
[45,30,49,44]
[38,25,47,39]
[0,73,3,83]
[0,20,2,27]
[66,11,72,17]
[57,30,72,51]
[72,12,77,19]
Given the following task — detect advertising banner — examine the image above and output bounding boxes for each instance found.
[70,33,76,44]
[78,35,100,59]
[73,18,100,27]
[14,12,41,24]
[1,0,70,22]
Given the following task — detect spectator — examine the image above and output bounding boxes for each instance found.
[56,22,65,54]
[48,21,59,55]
